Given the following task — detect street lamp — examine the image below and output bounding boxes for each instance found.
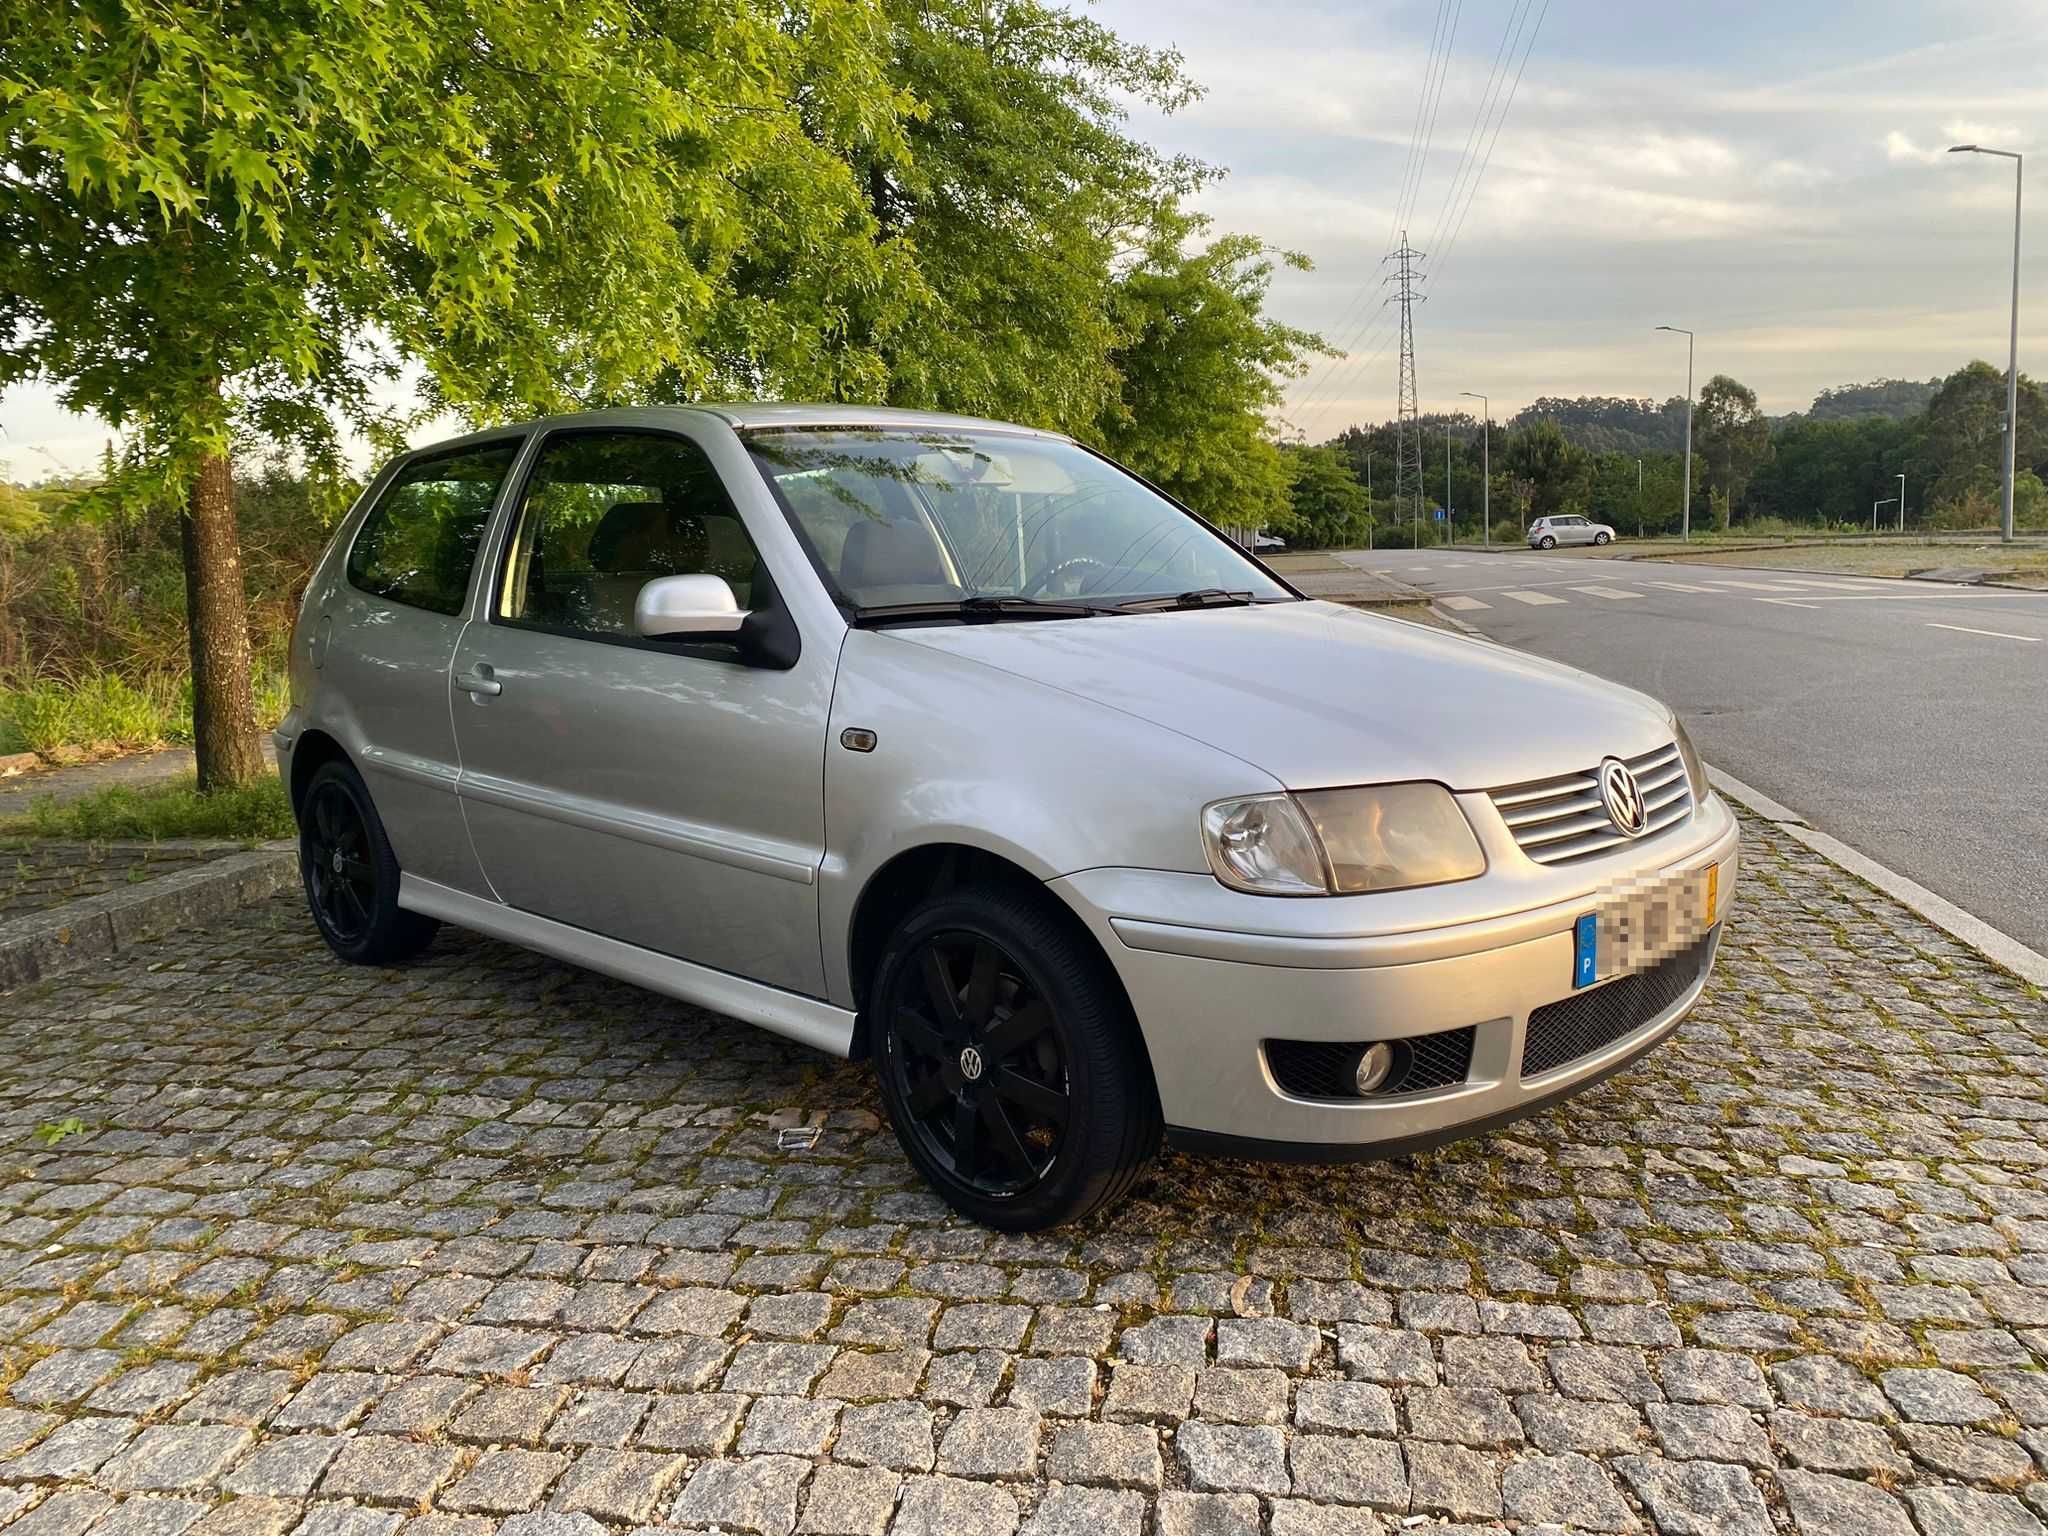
[1949,144,2023,544]
[1896,471,1905,533]
[1655,325,1696,541]
[1460,392,1490,545]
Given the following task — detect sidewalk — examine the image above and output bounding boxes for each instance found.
[1265,551,1432,607]
[0,741,279,810]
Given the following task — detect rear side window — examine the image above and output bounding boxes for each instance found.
[347,441,521,615]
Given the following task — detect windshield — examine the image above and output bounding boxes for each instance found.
[745,428,1293,613]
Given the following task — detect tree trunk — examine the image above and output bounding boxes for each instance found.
[180,442,266,791]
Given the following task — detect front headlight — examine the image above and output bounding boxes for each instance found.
[1672,716,1705,799]
[1201,783,1486,896]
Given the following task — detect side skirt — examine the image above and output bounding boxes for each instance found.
[399,875,856,1060]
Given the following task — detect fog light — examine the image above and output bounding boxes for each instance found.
[1354,1042,1395,1095]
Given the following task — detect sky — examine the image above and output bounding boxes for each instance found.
[4,0,2046,475]
[1090,0,2048,440]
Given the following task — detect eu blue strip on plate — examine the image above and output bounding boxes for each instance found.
[1573,913,1598,988]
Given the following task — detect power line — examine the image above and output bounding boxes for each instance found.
[1394,0,1465,238]
[1429,0,1551,288]
[1421,0,1536,255]
[1291,0,1459,427]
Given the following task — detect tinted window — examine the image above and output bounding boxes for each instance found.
[497,431,760,639]
[348,442,520,616]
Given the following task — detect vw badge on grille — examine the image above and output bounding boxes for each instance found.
[1598,758,1647,837]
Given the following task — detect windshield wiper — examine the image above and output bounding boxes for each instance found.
[1112,588,1258,613]
[851,595,1109,627]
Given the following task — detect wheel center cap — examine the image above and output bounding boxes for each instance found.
[958,1046,985,1082]
[331,849,344,874]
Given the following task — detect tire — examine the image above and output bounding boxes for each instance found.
[870,885,1159,1230]
[1594,531,1612,545]
[297,758,439,965]
[1538,535,1556,549]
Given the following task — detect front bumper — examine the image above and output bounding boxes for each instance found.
[1049,791,1739,1153]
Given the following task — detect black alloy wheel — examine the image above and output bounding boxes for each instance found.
[297,758,438,965]
[884,930,1068,1195]
[871,887,1158,1229]
[304,777,376,945]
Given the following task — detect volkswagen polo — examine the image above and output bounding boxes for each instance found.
[278,405,1738,1229]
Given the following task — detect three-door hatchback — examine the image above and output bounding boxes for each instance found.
[280,405,1737,1229]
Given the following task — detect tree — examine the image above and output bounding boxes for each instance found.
[1098,211,1321,528]
[1502,420,1589,524]
[857,0,1197,435]
[2,0,911,787]
[1918,360,2048,511]
[1279,443,1370,548]
[1692,375,1770,528]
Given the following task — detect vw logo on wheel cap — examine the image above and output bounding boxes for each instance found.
[1598,757,1648,837]
[958,1046,985,1082]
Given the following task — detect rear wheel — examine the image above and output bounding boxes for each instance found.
[1538,535,1556,549]
[871,886,1158,1229]
[298,759,438,965]
[1594,530,1612,545]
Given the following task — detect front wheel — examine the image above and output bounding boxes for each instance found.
[1594,531,1612,545]
[298,759,439,965]
[1538,535,1556,549]
[870,886,1159,1229]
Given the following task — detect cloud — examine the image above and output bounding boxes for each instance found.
[1885,131,1943,165]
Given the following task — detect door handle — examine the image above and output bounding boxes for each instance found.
[455,666,501,697]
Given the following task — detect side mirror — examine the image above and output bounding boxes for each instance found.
[634,574,746,638]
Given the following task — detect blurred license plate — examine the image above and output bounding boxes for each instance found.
[1582,867,1716,983]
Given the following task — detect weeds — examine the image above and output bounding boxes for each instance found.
[32,1117,88,1146]
[0,664,290,760]
[5,772,295,842]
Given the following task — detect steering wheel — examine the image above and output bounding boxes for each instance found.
[1023,556,1109,599]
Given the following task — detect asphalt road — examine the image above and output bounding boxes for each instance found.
[1346,546,2048,954]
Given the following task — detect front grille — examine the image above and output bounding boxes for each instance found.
[1266,1027,1476,1101]
[1489,741,1693,866]
[1520,933,1714,1078]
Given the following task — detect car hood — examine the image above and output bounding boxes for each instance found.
[889,600,1674,791]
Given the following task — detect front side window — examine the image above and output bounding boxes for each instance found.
[347,441,520,616]
[746,429,1293,613]
[497,431,762,640]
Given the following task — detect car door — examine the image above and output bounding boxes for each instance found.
[446,424,833,997]
[319,437,525,894]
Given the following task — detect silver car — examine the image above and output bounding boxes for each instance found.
[278,406,1737,1229]
[1529,515,1616,548]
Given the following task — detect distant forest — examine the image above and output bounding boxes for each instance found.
[1506,378,1943,456]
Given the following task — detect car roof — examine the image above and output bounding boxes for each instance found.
[398,404,1068,461]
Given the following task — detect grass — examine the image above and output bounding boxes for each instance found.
[0,665,291,762]
[2,771,295,843]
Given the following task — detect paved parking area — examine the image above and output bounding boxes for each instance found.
[0,814,2042,1536]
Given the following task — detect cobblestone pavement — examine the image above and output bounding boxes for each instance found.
[0,841,245,921]
[0,814,2042,1536]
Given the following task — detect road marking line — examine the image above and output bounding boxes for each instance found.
[1709,768,2048,989]
[1706,579,1802,591]
[1647,581,1717,593]
[1437,594,1491,611]
[1572,585,1643,600]
[1926,621,2042,643]
[1500,589,1567,605]
[1755,591,2025,601]
[1777,578,1886,589]
[1760,600,1821,609]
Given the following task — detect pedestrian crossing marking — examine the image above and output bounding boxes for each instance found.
[1438,595,1491,611]
[1705,579,1801,592]
[1501,589,1566,605]
[1648,581,1717,593]
[1572,585,1643,600]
